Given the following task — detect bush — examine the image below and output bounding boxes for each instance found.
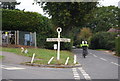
[2,9,72,50]
[89,32,117,50]
[115,37,120,56]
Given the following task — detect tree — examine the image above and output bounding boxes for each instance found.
[84,6,119,32]
[0,1,20,10]
[89,32,117,50]
[78,27,92,41]
[34,2,98,36]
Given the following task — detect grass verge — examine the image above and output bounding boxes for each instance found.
[1,47,74,65]
[0,55,3,59]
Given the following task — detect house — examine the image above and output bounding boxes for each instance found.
[108,28,120,33]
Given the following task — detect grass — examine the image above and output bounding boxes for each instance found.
[1,47,74,65]
[0,55,3,59]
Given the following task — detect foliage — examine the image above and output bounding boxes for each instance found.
[2,9,55,48]
[2,9,52,32]
[33,2,98,48]
[0,2,20,10]
[115,37,120,56]
[77,27,92,41]
[2,9,72,50]
[85,6,119,33]
[89,32,117,50]
[38,2,98,35]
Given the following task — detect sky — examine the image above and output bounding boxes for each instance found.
[16,0,120,17]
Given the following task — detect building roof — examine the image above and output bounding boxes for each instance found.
[108,28,120,33]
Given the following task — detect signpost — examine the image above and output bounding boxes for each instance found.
[54,44,57,50]
[46,27,71,60]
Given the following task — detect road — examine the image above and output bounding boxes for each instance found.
[1,49,120,81]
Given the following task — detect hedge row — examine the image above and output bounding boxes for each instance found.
[115,37,120,56]
[89,32,117,50]
[2,9,72,50]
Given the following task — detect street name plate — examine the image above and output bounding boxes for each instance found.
[46,38,71,42]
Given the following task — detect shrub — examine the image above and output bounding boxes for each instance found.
[115,37,120,56]
[2,9,54,48]
[77,27,92,41]
[2,9,72,50]
[89,32,117,50]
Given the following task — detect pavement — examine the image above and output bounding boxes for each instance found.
[0,49,120,81]
[1,52,31,64]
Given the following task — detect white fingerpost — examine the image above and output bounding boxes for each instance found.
[74,55,77,64]
[48,57,54,64]
[31,53,35,64]
[65,57,69,65]
[46,27,71,61]
[57,27,62,60]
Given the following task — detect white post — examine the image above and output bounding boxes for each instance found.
[56,27,62,61]
[74,55,77,64]
[21,47,24,53]
[48,57,54,64]
[31,53,35,64]
[57,32,60,60]
[65,57,69,65]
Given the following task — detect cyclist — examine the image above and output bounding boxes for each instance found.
[80,41,89,58]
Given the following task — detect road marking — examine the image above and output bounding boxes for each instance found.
[72,68,80,80]
[78,67,91,80]
[93,54,97,57]
[1,65,26,70]
[100,58,107,61]
[111,62,120,66]
[90,53,92,54]
[3,67,26,70]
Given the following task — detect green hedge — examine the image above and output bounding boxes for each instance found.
[115,37,120,56]
[2,9,55,48]
[89,32,117,50]
[2,9,72,50]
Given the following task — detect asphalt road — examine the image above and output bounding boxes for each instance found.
[1,49,120,81]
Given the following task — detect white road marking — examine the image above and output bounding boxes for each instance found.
[111,62,120,66]
[3,67,25,70]
[1,65,26,70]
[90,53,92,54]
[78,67,91,80]
[100,58,107,61]
[93,54,97,57]
[72,68,80,80]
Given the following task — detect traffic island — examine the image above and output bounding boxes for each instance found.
[2,47,80,68]
[23,62,82,68]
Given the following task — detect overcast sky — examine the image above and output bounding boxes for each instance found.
[16,0,120,17]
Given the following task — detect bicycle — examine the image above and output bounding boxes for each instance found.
[82,46,88,58]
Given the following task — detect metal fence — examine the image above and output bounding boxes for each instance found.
[1,30,36,47]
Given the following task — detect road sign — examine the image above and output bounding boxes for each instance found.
[54,44,57,50]
[46,27,71,60]
[46,38,71,42]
